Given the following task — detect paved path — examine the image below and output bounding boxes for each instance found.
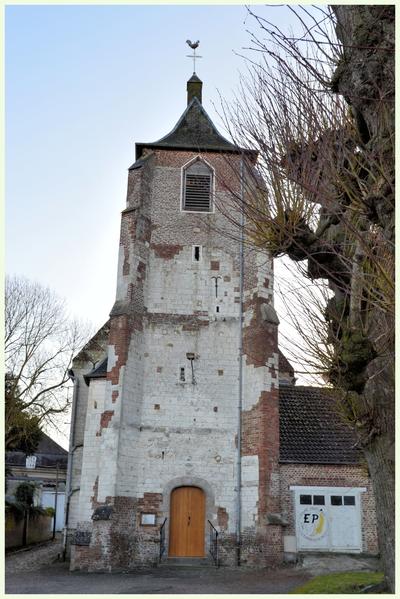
[6,561,311,594]
[5,539,311,594]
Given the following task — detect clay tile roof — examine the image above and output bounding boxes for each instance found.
[279,386,361,464]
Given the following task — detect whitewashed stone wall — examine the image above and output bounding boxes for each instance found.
[77,379,106,522]
[70,149,279,568]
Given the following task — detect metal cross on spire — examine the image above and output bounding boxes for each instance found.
[186,40,202,73]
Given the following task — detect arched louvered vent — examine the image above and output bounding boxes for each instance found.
[183,160,213,212]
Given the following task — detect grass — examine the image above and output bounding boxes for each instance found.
[291,571,384,594]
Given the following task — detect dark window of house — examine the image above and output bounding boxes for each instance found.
[331,495,343,506]
[183,161,213,212]
[180,367,185,382]
[194,246,201,261]
[344,496,356,506]
[300,494,312,505]
[313,495,325,505]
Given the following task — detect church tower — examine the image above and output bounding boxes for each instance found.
[68,69,282,570]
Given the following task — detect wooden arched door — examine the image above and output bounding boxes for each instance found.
[169,486,205,557]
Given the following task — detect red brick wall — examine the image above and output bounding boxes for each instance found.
[241,262,281,564]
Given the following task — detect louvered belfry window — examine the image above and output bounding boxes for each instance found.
[183,160,213,212]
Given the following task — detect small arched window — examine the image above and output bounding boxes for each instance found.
[182,159,213,212]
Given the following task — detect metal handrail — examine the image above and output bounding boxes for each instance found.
[159,518,167,562]
[208,520,219,567]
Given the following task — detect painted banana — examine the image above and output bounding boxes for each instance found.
[314,511,325,535]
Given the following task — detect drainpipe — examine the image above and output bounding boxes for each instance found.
[52,462,59,540]
[62,369,79,560]
[236,155,245,567]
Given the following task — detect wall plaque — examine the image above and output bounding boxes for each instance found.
[141,513,156,525]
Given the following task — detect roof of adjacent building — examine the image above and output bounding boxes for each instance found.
[6,432,68,469]
[73,320,110,365]
[279,386,361,465]
[84,356,108,384]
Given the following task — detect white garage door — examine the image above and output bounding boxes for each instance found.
[291,486,364,553]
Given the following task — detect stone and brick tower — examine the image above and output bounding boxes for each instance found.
[68,72,282,570]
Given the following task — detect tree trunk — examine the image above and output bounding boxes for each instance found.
[330,6,395,590]
[361,357,395,591]
[364,439,395,591]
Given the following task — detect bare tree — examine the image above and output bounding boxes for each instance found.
[5,275,91,444]
[218,5,394,591]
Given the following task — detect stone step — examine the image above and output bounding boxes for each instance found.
[296,552,381,576]
[159,557,214,568]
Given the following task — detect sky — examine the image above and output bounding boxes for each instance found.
[6,4,322,447]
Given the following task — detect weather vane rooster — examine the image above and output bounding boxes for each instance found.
[186,40,202,73]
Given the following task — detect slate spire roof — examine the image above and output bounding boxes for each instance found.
[133,74,256,163]
[135,97,240,161]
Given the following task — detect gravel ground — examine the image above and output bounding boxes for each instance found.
[5,543,311,594]
[6,537,63,574]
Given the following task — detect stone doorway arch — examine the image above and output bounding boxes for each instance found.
[161,476,216,558]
